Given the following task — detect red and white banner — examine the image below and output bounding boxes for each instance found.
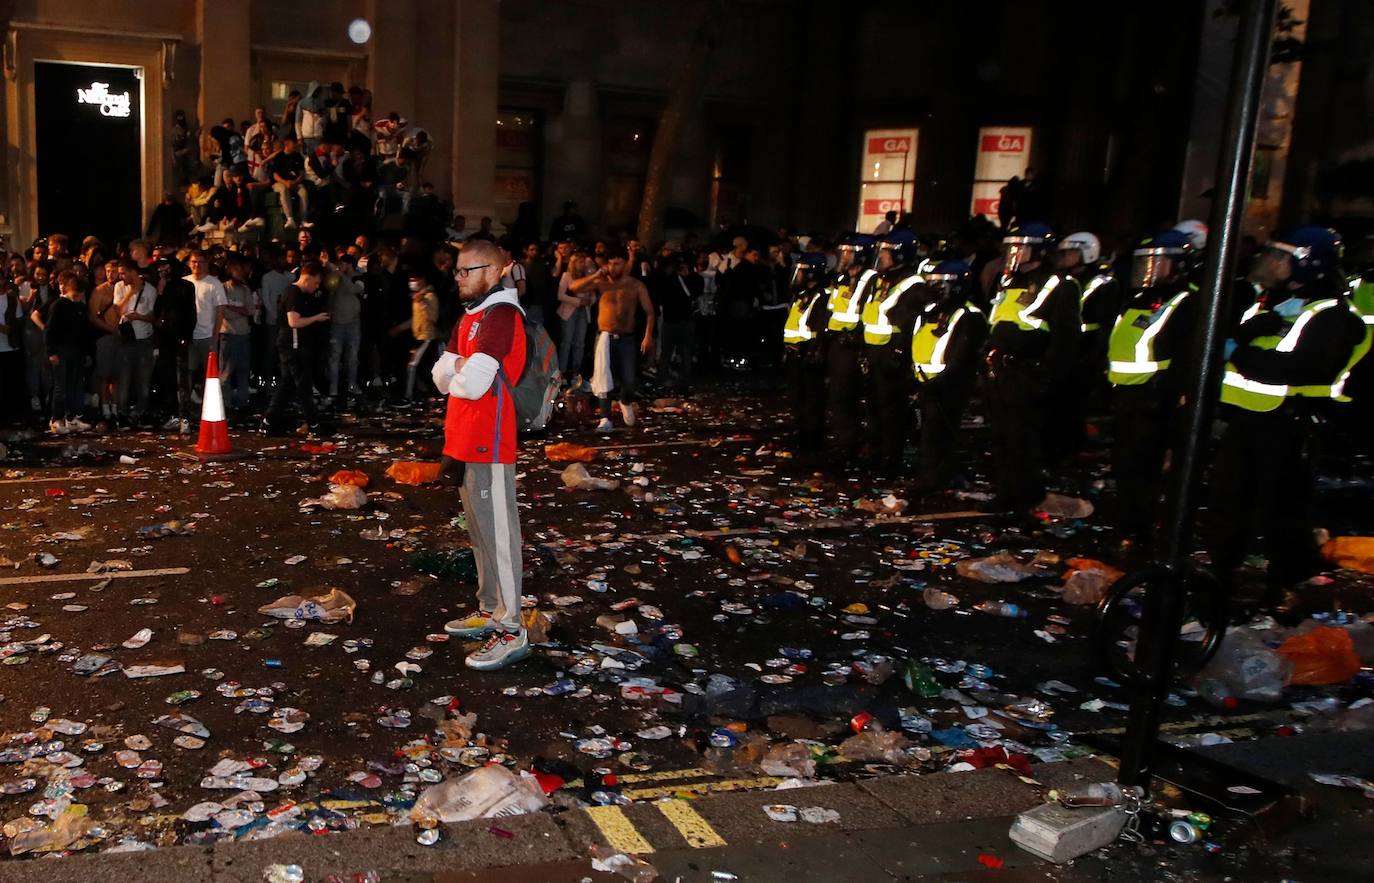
[857,128,918,233]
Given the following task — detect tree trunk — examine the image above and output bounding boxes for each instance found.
[636,0,722,245]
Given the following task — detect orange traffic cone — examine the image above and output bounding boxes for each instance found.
[195,351,234,459]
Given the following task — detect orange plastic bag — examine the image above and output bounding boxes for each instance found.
[386,461,443,486]
[1277,626,1361,685]
[544,442,599,463]
[1321,536,1374,574]
[329,469,370,488]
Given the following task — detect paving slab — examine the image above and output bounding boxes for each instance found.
[211,812,576,883]
[0,845,214,883]
[647,818,1040,883]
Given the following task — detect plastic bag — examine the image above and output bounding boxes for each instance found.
[1060,560,1123,606]
[544,442,599,463]
[328,469,370,488]
[387,461,443,486]
[301,484,368,510]
[955,553,1041,583]
[560,463,620,491]
[760,742,816,778]
[1278,626,1361,685]
[1037,493,1094,519]
[409,765,548,823]
[258,588,357,624]
[838,730,915,765]
[1197,629,1292,701]
[1320,536,1374,574]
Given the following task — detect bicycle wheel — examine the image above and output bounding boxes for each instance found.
[1094,564,1228,685]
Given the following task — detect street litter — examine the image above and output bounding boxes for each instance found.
[258,588,358,624]
[560,462,620,491]
[387,461,442,485]
[410,765,548,823]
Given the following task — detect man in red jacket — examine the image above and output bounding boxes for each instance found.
[431,240,530,671]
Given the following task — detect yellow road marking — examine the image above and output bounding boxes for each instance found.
[656,799,727,848]
[615,767,714,784]
[624,775,784,801]
[585,805,654,854]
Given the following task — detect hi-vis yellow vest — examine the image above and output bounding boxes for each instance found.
[1220,298,1373,411]
[1106,288,1192,385]
[990,274,1062,333]
[862,274,923,346]
[783,290,826,343]
[911,302,983,380]
[827,269,878,332]
[1079,272,1114,332]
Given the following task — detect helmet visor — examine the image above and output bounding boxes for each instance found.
[924,271,963,302]
[790,262,822,289]
[1130,249,1179,289]
[1001,240,1038,275]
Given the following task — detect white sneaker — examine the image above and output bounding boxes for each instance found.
[244,217,265,228]
[194,222,215,233]
[282,218,298,230]
[301,221,315,229]
[67,417,92,432]
[464,629,530,671]
[162,416,181,431]
[596,417,614,434]
[621,403,637,427]
[49,420,70,436]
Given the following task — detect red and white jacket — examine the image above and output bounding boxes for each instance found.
[434,288,526,464]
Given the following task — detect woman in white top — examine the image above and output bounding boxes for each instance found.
[555,253,597,384]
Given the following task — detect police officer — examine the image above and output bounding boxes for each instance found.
[984,223,1082,512]
[1209,227,1372,603]
[782,252,833,455]
[860,230,926,475]
[825,235,881,462]
[1105,230,1197,544]
[1048,231,1120,460]
[910,260,987,492]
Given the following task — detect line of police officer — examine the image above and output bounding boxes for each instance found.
[784,220,1373,600]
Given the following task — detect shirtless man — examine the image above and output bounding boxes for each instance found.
[570,247,655,432]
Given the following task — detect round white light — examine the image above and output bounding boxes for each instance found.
[348,19,372,44]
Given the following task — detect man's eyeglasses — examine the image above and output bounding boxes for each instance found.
[455,264,491,279]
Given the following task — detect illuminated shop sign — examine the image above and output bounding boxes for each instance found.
[76,82,132,118]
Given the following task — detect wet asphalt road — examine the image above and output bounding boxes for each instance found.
[1,380,1371,871]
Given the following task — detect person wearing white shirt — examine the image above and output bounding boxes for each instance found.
[114,261,159,424]
[185,251,227,402]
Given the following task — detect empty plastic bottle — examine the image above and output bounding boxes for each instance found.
[974,601,1028,618]
[1197,678,1239,710]
[1055,781,1136,807]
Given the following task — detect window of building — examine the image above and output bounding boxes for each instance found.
[856,128,918,233]
[495,110,541,230]
[268,80,312,117]
[970,126,1033,220]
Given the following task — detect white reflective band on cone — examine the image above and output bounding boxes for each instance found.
[202,376,226,423]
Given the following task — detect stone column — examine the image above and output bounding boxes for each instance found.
[197,0,251,128]
[449,0,498,223]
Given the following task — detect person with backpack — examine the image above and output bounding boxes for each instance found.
[431,240,531,672]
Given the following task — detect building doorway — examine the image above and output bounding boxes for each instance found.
[34,61,143,246]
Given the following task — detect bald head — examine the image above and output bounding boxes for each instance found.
[456,239,505,300]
